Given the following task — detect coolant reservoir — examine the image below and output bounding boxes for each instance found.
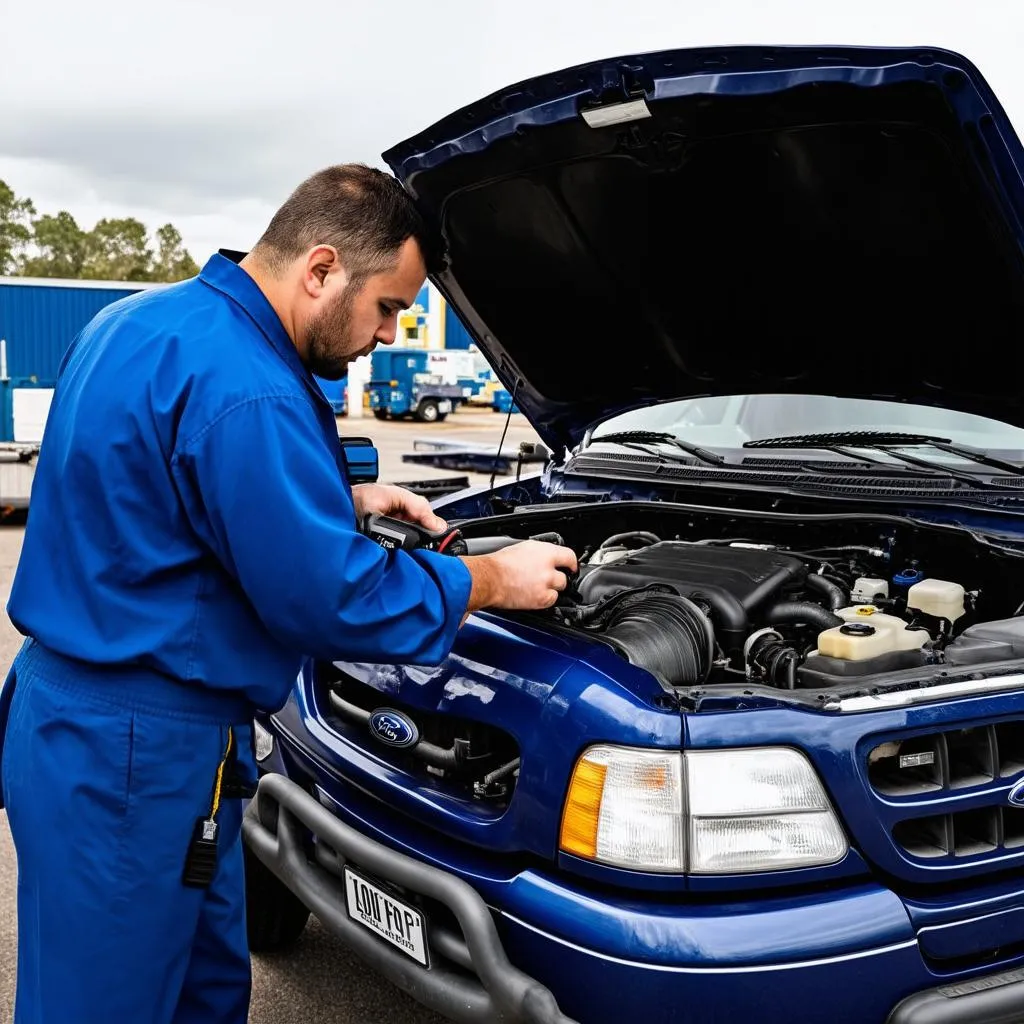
[817,605,929,661]
[906,578,966,622]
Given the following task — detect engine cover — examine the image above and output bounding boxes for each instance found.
[577,542,806,646]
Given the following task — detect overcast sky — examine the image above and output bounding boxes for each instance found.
[3,0,1023,264]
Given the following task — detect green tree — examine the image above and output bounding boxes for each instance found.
[7,179,201,282]
[20,211,89,278]
[151,223,200,282]
[81,217,153,281]
[0,180,36,276]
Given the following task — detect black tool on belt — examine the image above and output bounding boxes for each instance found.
[182,726,256,889]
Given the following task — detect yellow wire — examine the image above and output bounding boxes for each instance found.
[209,727,234,819]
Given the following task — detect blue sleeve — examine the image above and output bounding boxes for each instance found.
[172,394,472,663]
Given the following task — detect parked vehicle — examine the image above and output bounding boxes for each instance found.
[367,349,462,422]
[424,350,481,407]
[242,44,1024,1024]
[314,375,347,416]
[491,387,520,415]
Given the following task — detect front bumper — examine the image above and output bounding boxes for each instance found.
[244,772,1024,1024]
[887,967,1024,1023]
[242,773,576,1024]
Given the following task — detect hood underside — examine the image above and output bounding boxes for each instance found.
[384,46,1024,452]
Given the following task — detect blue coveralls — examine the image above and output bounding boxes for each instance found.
[0,252,472,1024]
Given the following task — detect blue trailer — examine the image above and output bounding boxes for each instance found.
[0,276,162,443]
[314,375,347,416]
[0,276,165,510]
[367,350,462,423]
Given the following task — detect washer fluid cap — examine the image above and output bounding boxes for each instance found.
[840,623,876,637]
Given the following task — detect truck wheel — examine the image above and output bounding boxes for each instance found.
[435,413,448,422]
[373,409,389,421]
[244,842,311,952]
[417,400,440,423]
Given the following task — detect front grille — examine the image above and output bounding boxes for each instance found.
[893,806,1024,859]
[318,669,521,807]
[868,722,1024,796]
[865,720,1024,869]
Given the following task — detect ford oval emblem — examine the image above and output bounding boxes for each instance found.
[368,708,419,749]
[1008,778,1024,807]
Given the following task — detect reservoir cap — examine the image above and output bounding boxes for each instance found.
[840,623,876,637]
[894,568,925,587]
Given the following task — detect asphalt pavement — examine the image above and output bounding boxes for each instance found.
[0,405,539,1024]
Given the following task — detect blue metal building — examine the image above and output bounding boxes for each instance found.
[0,276,482,442]
[0,276,161,442]
[443,304,475,350]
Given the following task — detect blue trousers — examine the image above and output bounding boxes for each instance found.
[1,640,255,1024]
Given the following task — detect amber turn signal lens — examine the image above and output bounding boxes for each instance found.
[559,757,607,858]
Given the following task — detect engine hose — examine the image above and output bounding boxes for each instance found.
[748,635,801,689]
[804,573,847,611]
[765,601,843,633]
[603,593,715,687]
[598,531,661,550]
[687,589,747,653]
[462,535,520,555]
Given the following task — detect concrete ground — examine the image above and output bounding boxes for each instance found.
[0,405,540,1024]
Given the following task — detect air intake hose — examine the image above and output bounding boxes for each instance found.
[602,593,715,687]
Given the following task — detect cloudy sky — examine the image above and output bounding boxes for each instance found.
[3,0,1022,264]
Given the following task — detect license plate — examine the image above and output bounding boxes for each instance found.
[344,866,429,966]
[438,400,452,413]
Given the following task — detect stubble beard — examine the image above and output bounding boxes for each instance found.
[306,283,361,380]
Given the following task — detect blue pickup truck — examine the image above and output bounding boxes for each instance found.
[242,44,1024,1023]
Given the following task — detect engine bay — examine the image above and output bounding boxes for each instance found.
[455,501,1024,701]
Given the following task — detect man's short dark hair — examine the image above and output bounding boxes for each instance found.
[253,164,443,278]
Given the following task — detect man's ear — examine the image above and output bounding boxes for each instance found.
[302,244,344,297]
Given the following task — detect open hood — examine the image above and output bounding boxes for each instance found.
[383,46,1024,453]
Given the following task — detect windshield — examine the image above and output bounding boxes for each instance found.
[591,395,1024,458]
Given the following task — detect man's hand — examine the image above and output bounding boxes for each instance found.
[461,540,579,613]
[351,483,447,533]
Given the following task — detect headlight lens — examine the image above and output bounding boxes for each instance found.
[686,747,847,873]
[559,744,847,874]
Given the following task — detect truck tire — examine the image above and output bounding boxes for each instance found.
[244,841,311,952]
[373,409,389,421]
[417,399,440,423]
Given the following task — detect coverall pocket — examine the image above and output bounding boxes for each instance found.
[0,659,19,811]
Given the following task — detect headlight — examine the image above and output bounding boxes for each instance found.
[559,744,847,875]
[686,748,847,873]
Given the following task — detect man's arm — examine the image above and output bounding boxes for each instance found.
[348,483,576,615]
[172,394,470,664]
[171,395,575,663]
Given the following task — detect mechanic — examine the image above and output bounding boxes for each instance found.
[0,163,577,1024]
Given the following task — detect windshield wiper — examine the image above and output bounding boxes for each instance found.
[588,430,725,466]
[743,431,1024,483]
